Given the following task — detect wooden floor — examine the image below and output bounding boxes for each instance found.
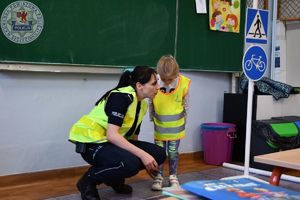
[0,152,299,200]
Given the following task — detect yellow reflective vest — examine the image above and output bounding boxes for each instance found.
[69,86,148,143]
[152,74,191,141]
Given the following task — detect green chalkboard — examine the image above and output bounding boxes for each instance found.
[0,0,176,68]
[176,0,246,72]
[0,0,245,72]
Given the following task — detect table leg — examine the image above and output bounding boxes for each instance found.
[269,167,284,186]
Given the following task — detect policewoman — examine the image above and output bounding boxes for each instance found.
[69,66,166,200]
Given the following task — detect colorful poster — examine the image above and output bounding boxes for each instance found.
[162,186,203,200]
[182,178,300,200]
[209,0,241,33]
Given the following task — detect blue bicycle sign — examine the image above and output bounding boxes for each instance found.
[245,54,266,72]
[243,45,267,81]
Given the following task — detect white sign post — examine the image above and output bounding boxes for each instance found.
[222,0,268,183]
[242,44,267,180]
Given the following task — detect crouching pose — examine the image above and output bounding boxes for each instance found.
[69,66,166,200]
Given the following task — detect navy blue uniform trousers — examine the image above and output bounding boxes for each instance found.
[80,140,166,185]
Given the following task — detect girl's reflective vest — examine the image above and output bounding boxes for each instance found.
[152,74,190,141]
[69,86,148,143]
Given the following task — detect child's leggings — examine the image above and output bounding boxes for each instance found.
[154,140,180,176]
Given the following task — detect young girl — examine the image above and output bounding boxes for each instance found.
[149,55,191,190]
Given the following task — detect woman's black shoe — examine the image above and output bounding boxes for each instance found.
[110,183,133,194]
[76,175,101,200]
[105,182,132,194]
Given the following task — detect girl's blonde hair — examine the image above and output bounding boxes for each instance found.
[156,55,179,77]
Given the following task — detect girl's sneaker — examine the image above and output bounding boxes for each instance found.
[151,175,164,191]
[169,174,179,187]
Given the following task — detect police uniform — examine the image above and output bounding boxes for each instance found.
[69,86,166,186]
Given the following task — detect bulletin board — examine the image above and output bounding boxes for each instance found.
[0,0,245,72]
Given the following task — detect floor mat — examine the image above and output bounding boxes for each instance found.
[46,167,300,200]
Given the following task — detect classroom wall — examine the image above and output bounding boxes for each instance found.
[1,15,299,178]
[274,21,300,87]
[0,70,231,176]
[286,22,300,87]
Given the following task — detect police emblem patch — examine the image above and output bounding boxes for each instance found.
[1,1,44,44]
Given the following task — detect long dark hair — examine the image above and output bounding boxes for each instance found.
[95,66,156,105]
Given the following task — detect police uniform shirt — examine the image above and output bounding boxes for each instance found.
[105,92,141,137]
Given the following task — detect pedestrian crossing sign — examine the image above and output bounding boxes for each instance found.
[245,8,269,44]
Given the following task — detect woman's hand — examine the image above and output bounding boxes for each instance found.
[106,124,159,179]
[139,151,159,179]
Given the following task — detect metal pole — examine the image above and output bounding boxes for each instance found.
[244,80,254,176]
[253,0,258,9]
[243,0,259,177]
